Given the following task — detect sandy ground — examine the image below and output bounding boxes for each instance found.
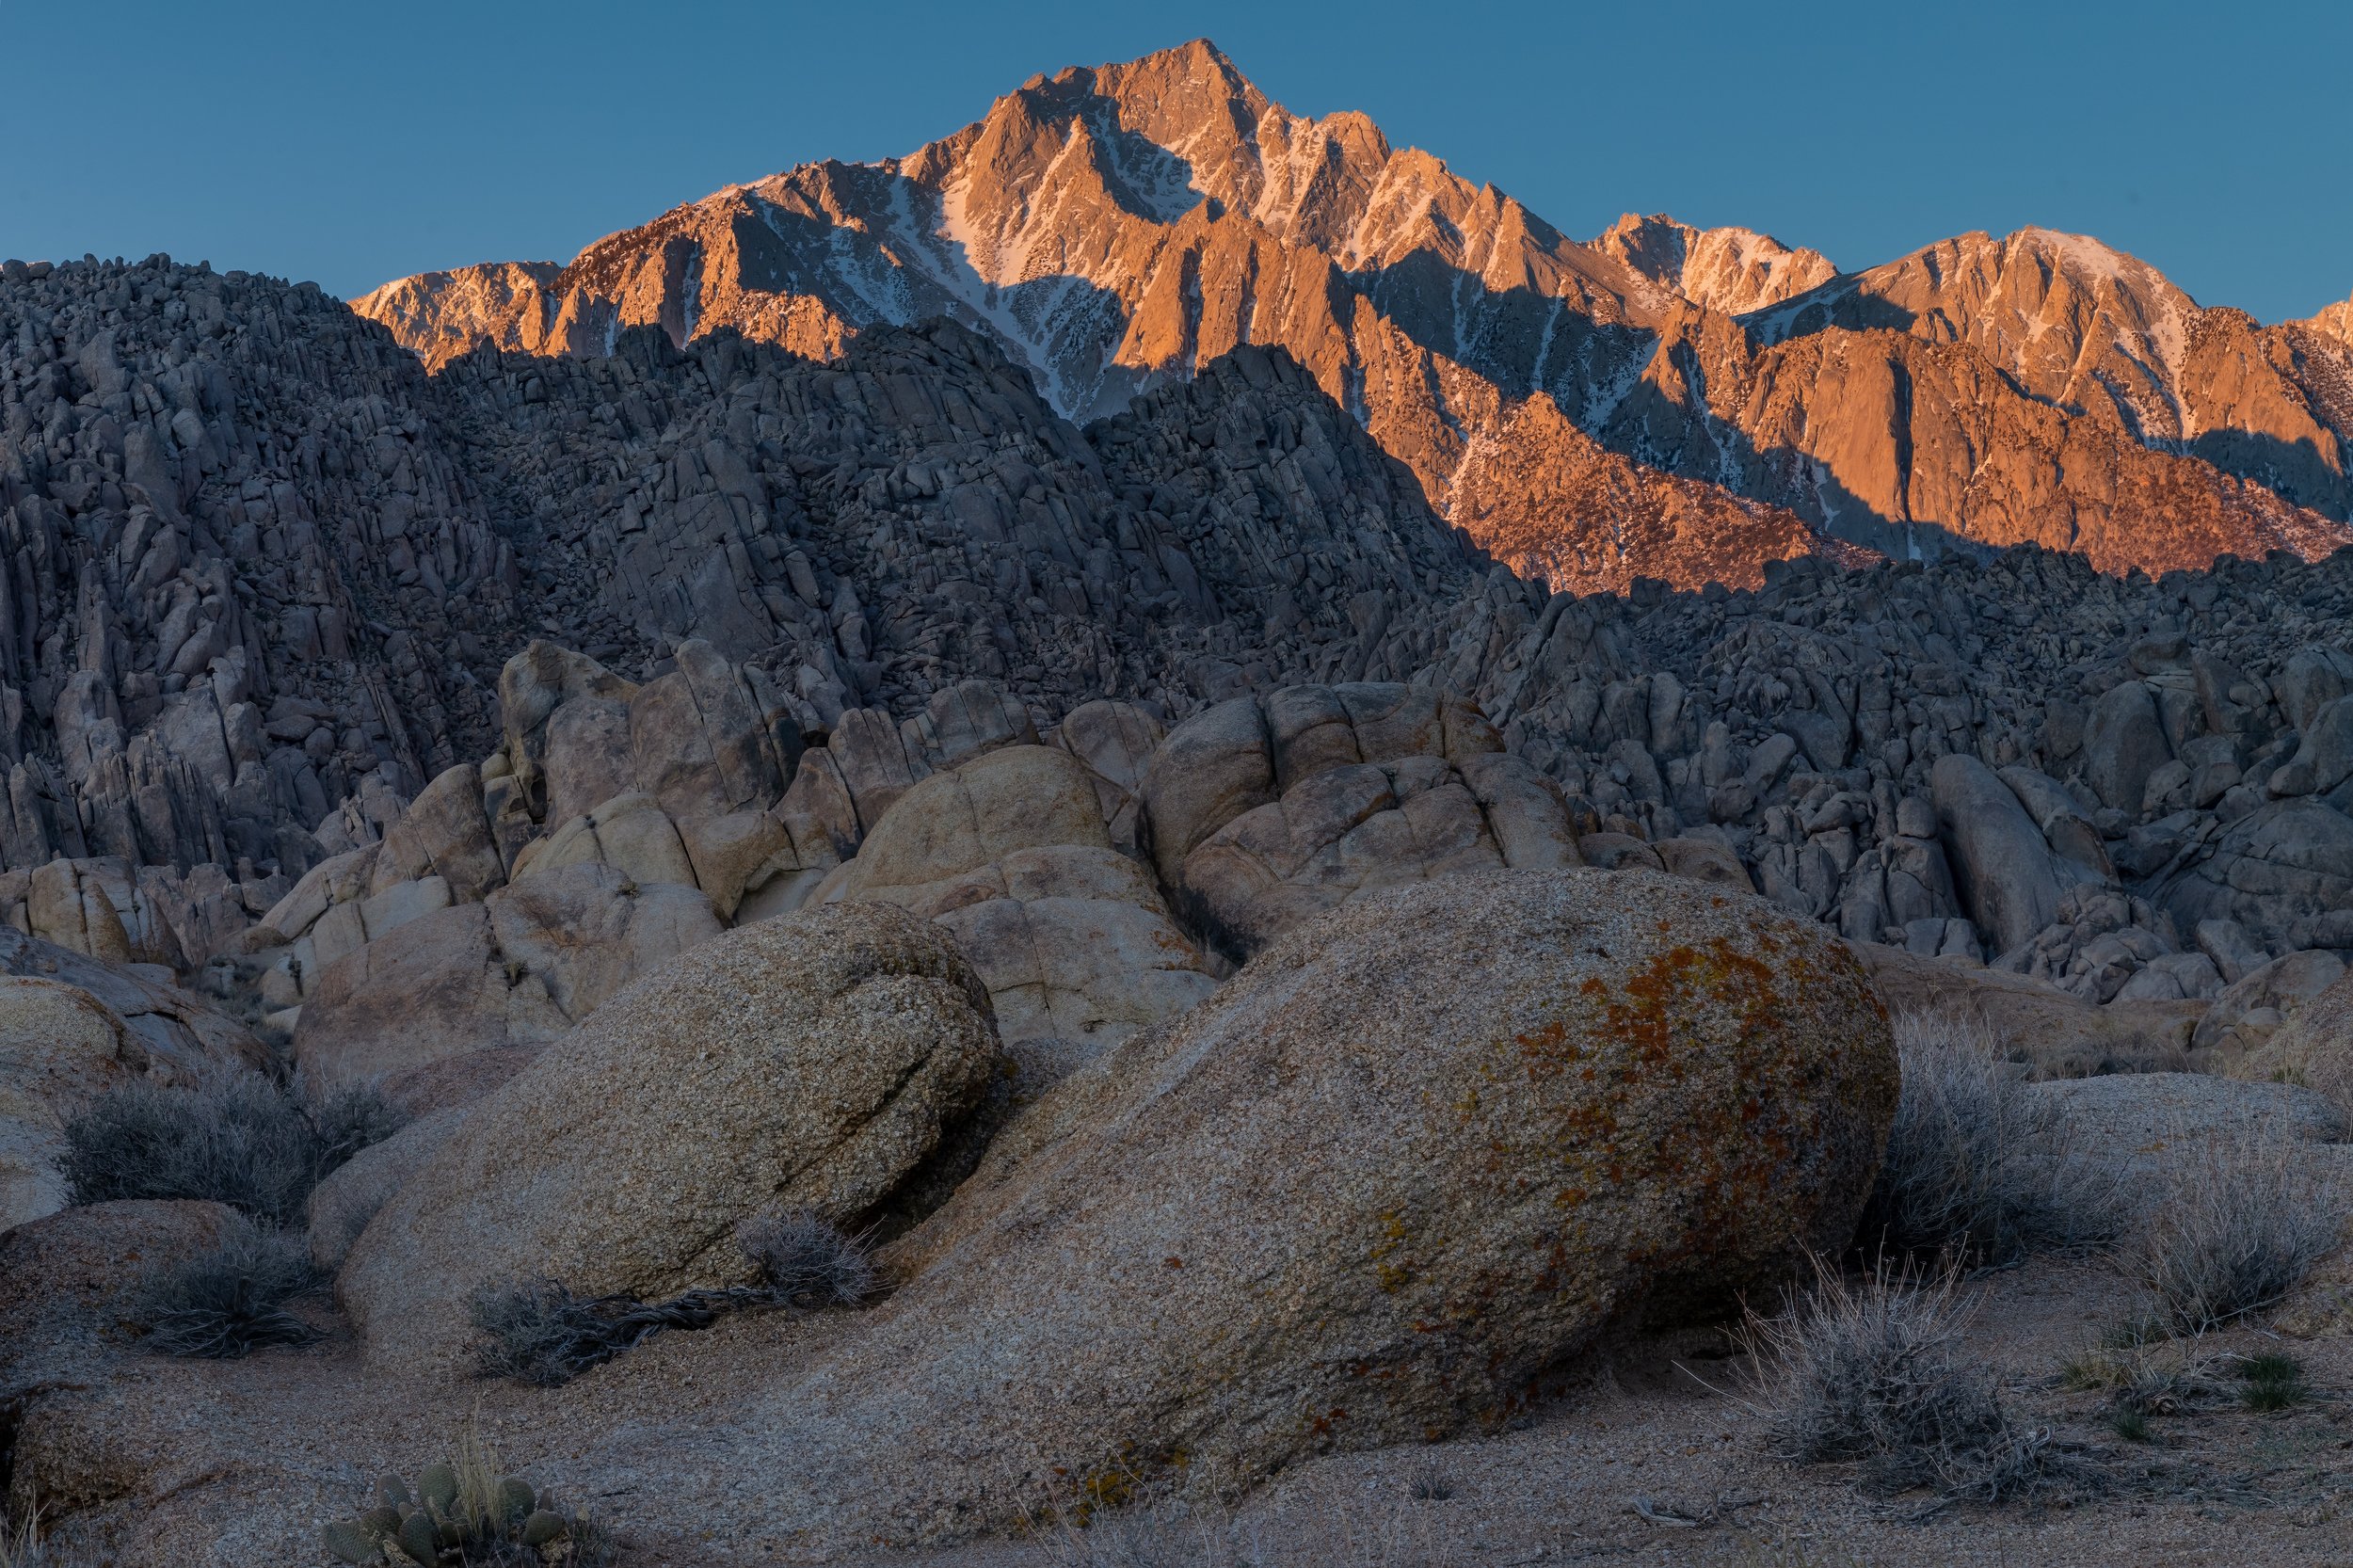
[22,1251,2353,1567]
[841,1256,2353,1568]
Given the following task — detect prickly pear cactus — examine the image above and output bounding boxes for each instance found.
[322,1454,601,1565]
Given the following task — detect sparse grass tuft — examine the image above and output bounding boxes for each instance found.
[61,1072,408,1226]
[2099,1309,2174,1352]
[1747,1258,2094,1506]
[2239,1351,2309,1413]
[0,1508,96,1568]
[1037,1498,1239,1568]
[2106,1406,2152,1443]
[1862,1011,2117,1263]
[128,1213,319,1358]
[2130,1127,2344,1335]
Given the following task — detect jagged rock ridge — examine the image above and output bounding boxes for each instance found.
[353,40,2353,584]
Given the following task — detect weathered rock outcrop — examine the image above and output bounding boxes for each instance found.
[290,861,723,1086]
[339,902,1001,1362]
[1137,682,1580,959]
[2233,966,2353,1111]
[582,870,1896,1546]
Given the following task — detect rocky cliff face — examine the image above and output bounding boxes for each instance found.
[353,40,2353,589]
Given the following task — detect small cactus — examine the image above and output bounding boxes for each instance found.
[323,1517,380,1564]
[326,1449,603,1566]
[418,1462,458,1513]
[394,1510,439,1565]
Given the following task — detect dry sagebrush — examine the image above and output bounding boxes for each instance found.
[1862,1011,2117,1262]
[2129,1124,2344,1334]
[62,1072,406,1225]
[1746,1260,2094,1507]
[129,1211,320,1358]
[471,1211,874,1385]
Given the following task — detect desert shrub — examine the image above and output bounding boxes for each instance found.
[468,1280,670,1387]
[471,1213,872,1385]
[129,1213,319,1358]
[733,1211,874,1306]
[2129,1128,2343,1334]
[1861,1011,2114,1262]
[310,1081,411,1169]
[60,1072,408,1225]
[324,1426,612,1566]
[1748,1260,2090,1506]
[63,1074,320,1224]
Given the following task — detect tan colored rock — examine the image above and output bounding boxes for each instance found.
[308,1107,465,1272]
[1852,940,2201,1078]
[1579,832,1668,872]
[250,844,378,946]
[1141,684,1575,960]
[513,791,698,890]
[339,902,1001,1363]
[2194,949,2347,1068]
[627,638,799,824]
[0,928,265,1083]
[25,859,133,965]
[1656,835,1754,889]
[539,690,638,833]
[369,762,505,904]
[496,640,637,814]
[293,863,722,1087]
[640,869,1894,1547]
[0,978,139,1230]
[677,808,792,919]
[828,707,929,832]
[825,746,1219,1068]
[1052,697,1166,846]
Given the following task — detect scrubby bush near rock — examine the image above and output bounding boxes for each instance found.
[324,1430,611,1565]
[732,1211,875,1307]
[2129,1128,2343,1333]
[60,1072,407,1225]
[1862,1011,2116,1261]
[471,1212,872,1385]
[127,1212,319,1358]
[1749,1261,2091,1506]
[312,1081,414,1170]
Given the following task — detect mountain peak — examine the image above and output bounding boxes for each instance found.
[1593,213,1837,315]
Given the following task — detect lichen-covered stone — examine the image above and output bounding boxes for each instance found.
[648,868,1893,1546]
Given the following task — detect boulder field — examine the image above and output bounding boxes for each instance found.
[2,866,1895,1560]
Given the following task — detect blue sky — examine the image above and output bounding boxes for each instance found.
[8,0,2348,320]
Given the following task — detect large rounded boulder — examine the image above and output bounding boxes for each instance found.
[337,902,1001,1362]
[638,868,1896,1544]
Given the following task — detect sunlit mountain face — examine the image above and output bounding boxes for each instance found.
[357,39,2353,591]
